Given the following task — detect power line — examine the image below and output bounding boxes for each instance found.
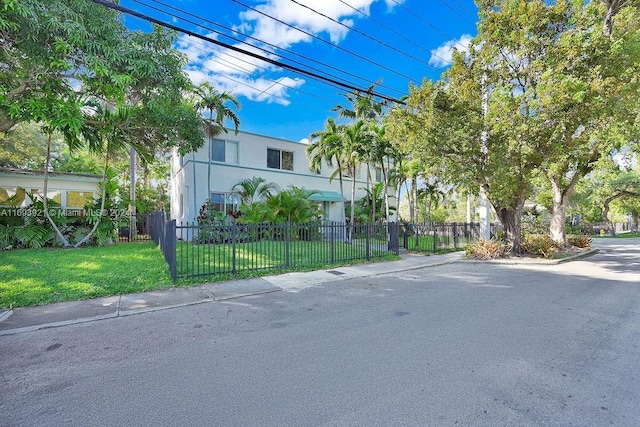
[289,0,444,71]
[231,0,420,83]
[88,0,406,105]
[136,0,407,96]
[175,34,339,105]
[449,0,478,19]
[387,0,471,51]
[133,0,352,97]
[438,0,476,26]
[336,0,442,60]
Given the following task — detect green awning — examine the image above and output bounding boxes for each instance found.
[308,191,344,202]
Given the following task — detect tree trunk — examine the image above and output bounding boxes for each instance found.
[408,178,416,223]
[207,113,213,201]
[336,159,347,243]
[549,179,567,246]
[549,177,580,247]
[382,163,390,221]
[74,154,109,248]
[43,134,71,247]
[367,165,375,223]
[602,0,621,37]
[0,117,18,133]
[349,166,357,243]
[493,197,525,255]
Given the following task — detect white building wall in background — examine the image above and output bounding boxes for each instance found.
[170,130,396,224]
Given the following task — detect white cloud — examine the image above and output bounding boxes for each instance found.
[429,34,473,68]
[176,0,403,105]
[239,0,383,47]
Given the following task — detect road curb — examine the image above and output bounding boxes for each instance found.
[0,248,601,336]
[456,248,599,265]
[0,309,12,323]
[0,312,118,336]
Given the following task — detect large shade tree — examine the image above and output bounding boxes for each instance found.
[537,0,640,244]
[1,0,205,247]
[389,0,640,253]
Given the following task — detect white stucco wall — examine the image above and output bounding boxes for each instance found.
[0,168,100,209]
[170,130,396,224]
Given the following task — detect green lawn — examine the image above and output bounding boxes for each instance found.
[1,240,399,308]
[176,239,395,278]
[593,232,640,238]
[0,243,173,308]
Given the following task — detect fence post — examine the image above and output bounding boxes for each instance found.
[285,221,291,268]
[402,223,408,250]
[433,227,437,254]
[453,222,458,250]
[388,222,399,254]
[165,219,177,282]
[232,221,237,274]
[366,223,371,260]
[330,222,335,264]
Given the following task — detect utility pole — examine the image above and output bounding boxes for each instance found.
[479,72,491,240]
[129,147,136,241]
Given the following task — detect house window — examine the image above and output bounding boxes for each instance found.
[267,148,293,171]
[375,167,383,182]
[209,193,226,212]
[211,139,238,164]
[30,189,62,206]
[0,187,18,205]
[210,192,240,214]
[66,191,94,208]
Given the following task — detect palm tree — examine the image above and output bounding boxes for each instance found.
[231,176,279,206]
[193,82,241,200]
[307,118,347,224]
[417,181,446,222]
[334,86,392,223]
[341,120,369,239]
[266,186,321,224]
[332,85,385,122]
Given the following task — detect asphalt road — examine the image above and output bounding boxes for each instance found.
[2,239,639,426]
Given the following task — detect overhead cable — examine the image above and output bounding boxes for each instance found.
[288,0,444,71]
[231,0,420,83]
[89,0,406,105]
[137,0,407,96]
[387,0,472,51]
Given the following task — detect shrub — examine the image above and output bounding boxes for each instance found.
[567,234,592,248]
[521,234,557,258]
[521,214,548,235]
[465,238,512,260]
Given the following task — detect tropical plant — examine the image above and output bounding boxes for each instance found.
[231,177,279,206]
[465,238,512,260]
[353,182,396,223]
[193,82,241,198]
[2,0,206,247]
[308,118,348,224]
[265,187,322,224]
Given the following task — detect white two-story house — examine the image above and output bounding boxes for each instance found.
[170,130,395,224]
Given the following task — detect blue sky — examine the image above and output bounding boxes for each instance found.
[120,0,478,142]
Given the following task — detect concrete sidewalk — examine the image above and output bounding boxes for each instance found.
[0,252,466,336]
[0,248,599,336]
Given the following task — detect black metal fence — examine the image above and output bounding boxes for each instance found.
[173,221,396,280]
[146,212,489,282]
[149,211,177,281]
[397,222,501,253]
[118,213,154,242]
